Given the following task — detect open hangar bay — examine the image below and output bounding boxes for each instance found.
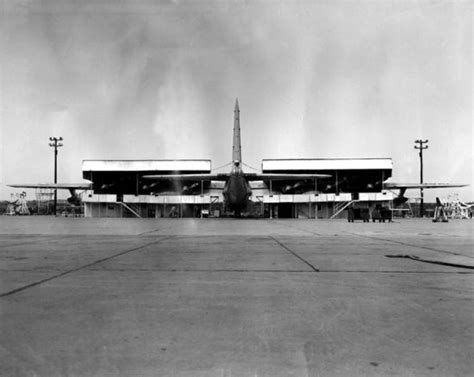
[1,217,473,377]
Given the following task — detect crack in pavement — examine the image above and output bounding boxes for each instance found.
[386,254,474,270]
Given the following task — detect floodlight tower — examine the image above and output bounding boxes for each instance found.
[414,139,428,217]
[49,137,63,215]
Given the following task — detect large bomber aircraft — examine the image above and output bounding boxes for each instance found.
[8,99,467,214]
[141,99,330,215]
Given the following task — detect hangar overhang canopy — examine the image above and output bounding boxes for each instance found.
[82,160,211,173]
[82,160,212,195]
[261,158,392,194]
[262,158,392,172]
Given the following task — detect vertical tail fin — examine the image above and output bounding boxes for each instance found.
[232,98,242,163]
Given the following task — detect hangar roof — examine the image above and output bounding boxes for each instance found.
[82,160,211,172]
[262,158,392,171]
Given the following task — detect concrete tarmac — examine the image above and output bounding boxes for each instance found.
[1,217,473,377]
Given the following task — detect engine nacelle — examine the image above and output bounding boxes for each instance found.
[282,181,304,194]
[393,196,408,207]
[67,195,82,206]
[181,182,200,194]
[142,182,159,191]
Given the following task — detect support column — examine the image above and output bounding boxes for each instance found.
[314,178,318,220]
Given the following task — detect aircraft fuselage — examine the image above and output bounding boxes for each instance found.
[223,164,251,213]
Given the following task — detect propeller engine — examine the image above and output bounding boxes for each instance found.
[392,188,408,207]
[181,182,200,194]
[282,181,304,194]
[393,195,408,207]
[142,182,159,191]
[67,189,82,206]
[100,183,115,191]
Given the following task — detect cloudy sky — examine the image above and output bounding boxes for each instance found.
[1,0,472,201]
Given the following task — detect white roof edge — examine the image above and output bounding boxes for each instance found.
[82,160,212,172]
[262,158,392,171]
[261,157,392,160]
[82,159,211,162]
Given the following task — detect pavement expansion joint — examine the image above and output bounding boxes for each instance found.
[345,231,474,259]
[137,227,165,236]
[86,268,315,273]
[269,236,320,272]
[273,221,323,236]
[320,270,474,274]
[137,223,192,236]
[0,235,176,298]
[0,236,62,249]
[83,268,473,274]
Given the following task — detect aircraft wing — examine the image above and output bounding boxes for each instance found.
[8,183,92,190]
[244,173,331,181]
[384,182,468,190]
[142,173,229,181]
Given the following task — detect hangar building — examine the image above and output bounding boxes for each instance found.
[81,158,394,219]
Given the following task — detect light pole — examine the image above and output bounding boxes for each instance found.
[49,137,63,215]
[414,139,428,217]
